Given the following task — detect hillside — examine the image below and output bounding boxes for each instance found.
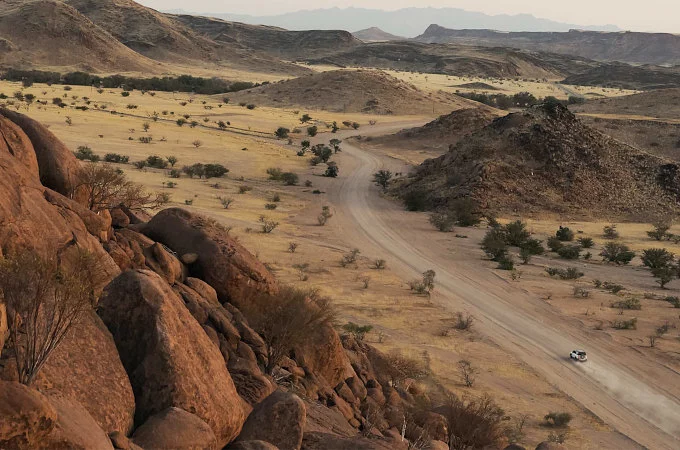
[174,14,361,60]
[65,0,308,75]
[415,25,680,66]
[572,88,680,119]
[0,0,158,72]
[352,27,405,42]
[562,64,680,90]
[398,103,680,219]
[227,70,476,115]
[369,107,500,151]
[306,41,600,79]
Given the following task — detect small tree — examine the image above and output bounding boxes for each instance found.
[342,322,373,341]
[318,206,333,226]
[458,360,476,387]
[329,139,342,153]
[504,220,530,246]
[0,249,100,385]
[77,164,157,211]
[300,114,312,123]
[218,197,234,209]
[556,226,574,242]
[240,286,336,374]
[192,140,203,148]
[481,228,508,261]
[373,170,393,190]
[281,172,299,185]
[647,221,671,241]
[641,248,674,269]
[167,156,178,167]
[275,127,290,139]
[603,224,620,239]
[429,212,455,232]
[259,216,279,233]
[324,162,339,178]
[307,126,318,137]
[652,266,676,288]
[544,412,573,428]
[445,394,504,450]
[600,242,635,265]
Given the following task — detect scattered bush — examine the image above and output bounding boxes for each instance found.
[647,221,672,241]
[281,172,299,185]
[577,237,594,248]
[104,153,129,164]
[430,212,455,232]
[146,155,168,169]
[504,220,530,246]
[318,206,333,226]
[239,185,253,194]
[546,237,563,252]
[340,249,361,268]
[307,126,318,137]
[342,322,373,341]
[74,146,99,162]
[275,127,289,139]
[204,164,228,178]
[443,394,504,450]
[264,203,277,210]
[600,242,635,265]
[611,298,642,310]
[372,170,393,191]
[613,318,638,330]
[603,224,620,239]
[545,267,583,280]
[544,412,573,428]
[454,312,474,331]
[481,228,508,261]
[259,216,279,233]
[557,245,581,260]
[218,197,233,209]
[324,162,339,178]
[641,248,674,269]
[556,226,574,242]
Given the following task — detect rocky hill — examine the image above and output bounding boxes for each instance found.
[306,41,600,79]
[175,15,361,60]
[415,25,680,66]
[370,107,500,151]
[561,63,680,90]
[0,108,461,449]
[352,27,405,42]
[0,0,158,72]
[398,103,680,220]
[572,88,680,119]
[228,69,476,115]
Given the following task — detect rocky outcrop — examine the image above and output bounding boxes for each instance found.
[143,208,277,306]
[0,112,39,181]
[236,391,306,450]
[0,381,57,449]
[37,310,136,436]
[301,432,405,450]
[98,270,246,447]
[42,391,114,450]
[0,108,86,202]
[132,407,218,450]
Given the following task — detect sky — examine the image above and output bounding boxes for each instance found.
[137,0,679,33]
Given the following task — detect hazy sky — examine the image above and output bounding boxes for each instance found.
[138,0,678,33]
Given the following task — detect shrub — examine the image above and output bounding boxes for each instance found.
[402,190,427,211]
[275,127,289,139]
[167,156,178,167]
[519,247,533,264]
[342,322,373,341]
[497,257,514,271]
[603,224,620,239]
[602,282,624,293]
[104,153,129,164]
[547,237,563,252]
[454,312,474,331]
[519,238,544,255]
[0,249,101,385]
[192,140,202,148]
[318,206,333,226]
[429,212,455,232]
[641,248,674,269]
[573,286,590,298]
[138,136,153,144]
[74,146,99,162]
[578,237,594,248]
[324,162,339,178]
[264,203,277,210]
[204,164,228,178]
[557,245,581,260]
[146,155,168,169]
[246,104,255,110]
[372,170,393,190]
[600,242,635,265]
[444,394,504,450]
[647,221,671,241]
[384,352,429,386]
[79,164,160,211]
[504,220,530,246]
[259,216,279,233]
[307,126,318,137]
[611,298,642,310]
[652,266,676,288]
[281,172,299,185]
[373,259,386,270]
[267,167,283,180]
[544,412,573,428]
[556,226,574,242]
[613,318,638,330]
[481,229,508,261]
[218,197,233,209]
[449,198,482,226]
[340,249,361,268]
[240,286,335,373]
[545,267,583,280]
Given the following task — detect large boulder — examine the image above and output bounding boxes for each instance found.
[132,407,217,450]
[236,391,306,450]
[0,108,86,202]
[36,310,136,435]
[0,113,39,180]
[297,324,355,390]
[0,381,57,449]
[535,443,565,450]
[98,270,246,447]
[301,432,405,450]
[42,391,114,450]
[143,208,277,306]
[228,442,279,450]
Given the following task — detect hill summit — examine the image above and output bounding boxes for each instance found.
[399,103,680,219]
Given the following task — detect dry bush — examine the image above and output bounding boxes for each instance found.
[444,394,505,450]
[76,163,162,212]
[384,352,430,387]
[458,360,476,387]
[240,286,336,374]
[0,248,101,385]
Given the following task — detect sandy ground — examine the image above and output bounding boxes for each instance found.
[3,79,679,448]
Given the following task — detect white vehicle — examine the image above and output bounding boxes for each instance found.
[570,350,587,362]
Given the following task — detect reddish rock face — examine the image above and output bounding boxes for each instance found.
[0,113,39,181]
[236,390,306,450]
[0,108,87,203]
[98,270,246,447]
[132,407,218,450]
[143,208,278,306]
[0,381,57,449]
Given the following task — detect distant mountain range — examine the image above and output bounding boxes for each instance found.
[164,7,620,38]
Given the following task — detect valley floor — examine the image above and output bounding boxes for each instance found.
[3,79,679,449]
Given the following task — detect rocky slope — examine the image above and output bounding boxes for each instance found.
[352,27,405,42]
[306,41,600,79]
[175,14,361,60]
[0,0,158,72]
[415,25,680,66]
[0,109,463,449]
[398,103,680,220]
[228,69,480,115]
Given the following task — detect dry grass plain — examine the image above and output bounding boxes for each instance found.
[1,78,673,449]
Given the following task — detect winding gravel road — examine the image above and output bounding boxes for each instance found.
[323,124,680,450]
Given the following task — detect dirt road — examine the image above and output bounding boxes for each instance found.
[323,125,680,449]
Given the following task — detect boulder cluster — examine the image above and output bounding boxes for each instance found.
[0,109,458,449]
